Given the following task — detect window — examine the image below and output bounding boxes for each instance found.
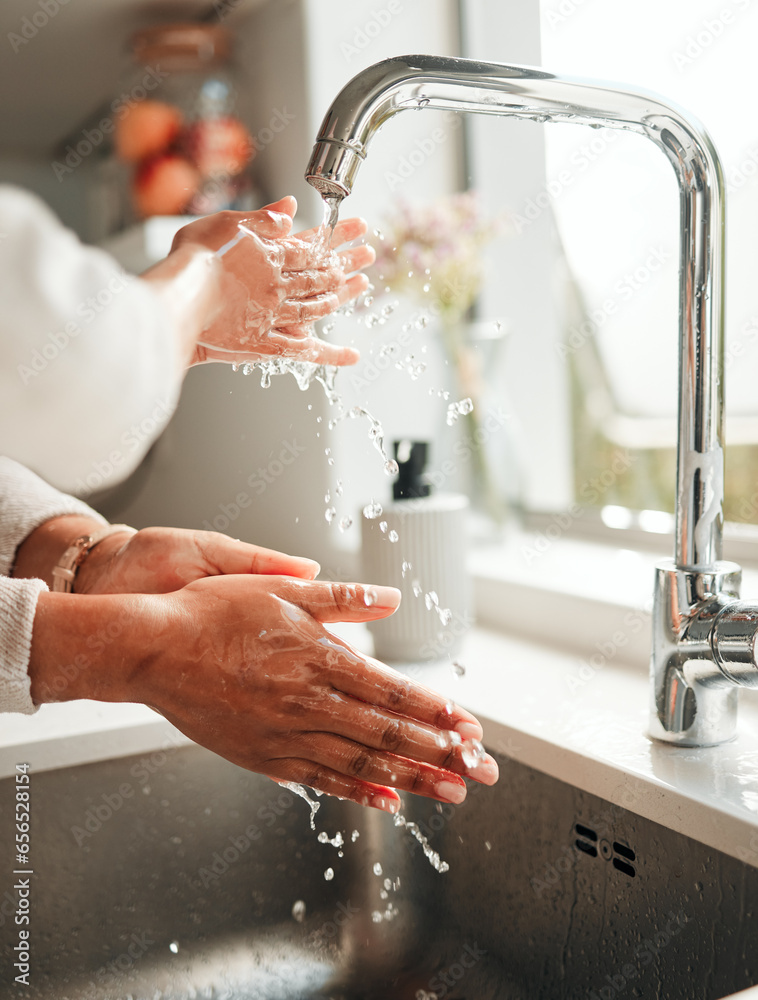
[538,0,758,524]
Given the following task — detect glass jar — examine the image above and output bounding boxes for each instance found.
[108,23,257,227]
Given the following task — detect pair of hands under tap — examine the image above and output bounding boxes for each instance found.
[24,195,498,813]
[24,523,498,814]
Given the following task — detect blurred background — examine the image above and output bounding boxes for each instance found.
[2,0,757,574]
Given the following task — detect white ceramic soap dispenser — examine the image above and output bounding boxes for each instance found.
[361,440,470,663]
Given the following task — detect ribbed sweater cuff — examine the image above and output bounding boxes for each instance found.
[0,457,108,577]
[0,577,46,715]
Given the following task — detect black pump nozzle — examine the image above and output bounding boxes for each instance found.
[393,440,431,500]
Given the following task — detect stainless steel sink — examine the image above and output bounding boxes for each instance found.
[3,742,758,999]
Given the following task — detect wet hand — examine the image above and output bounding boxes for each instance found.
[74,526,320,595]
[172,197,373,367]
[138,575,498,813]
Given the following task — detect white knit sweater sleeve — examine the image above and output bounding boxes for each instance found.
[0,457,108,714]
[0,185,183,495]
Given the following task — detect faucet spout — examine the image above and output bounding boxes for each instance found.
[306,55,746,746]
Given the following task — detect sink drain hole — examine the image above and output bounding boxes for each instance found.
[613,840,636,861]
[575,823,597,841]
[576,839,598,857]
[613,857,636,878]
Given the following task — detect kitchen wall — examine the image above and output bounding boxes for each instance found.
[1,0,558,576]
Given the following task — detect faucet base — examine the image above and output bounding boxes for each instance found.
[649,560,742,746]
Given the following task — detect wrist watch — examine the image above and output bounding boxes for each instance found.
[51,524,135,593]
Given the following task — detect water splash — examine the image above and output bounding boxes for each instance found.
[318,830,345,849]
[279,782,321,830]
[446,397,474,426]
[393,813,450,873]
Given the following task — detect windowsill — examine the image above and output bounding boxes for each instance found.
[472,518,758,668]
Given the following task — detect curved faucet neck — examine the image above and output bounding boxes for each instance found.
[306,54,726,570]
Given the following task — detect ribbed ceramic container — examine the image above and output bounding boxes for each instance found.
[361,494,470,663]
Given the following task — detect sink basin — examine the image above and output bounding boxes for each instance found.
[3,739,758,1000]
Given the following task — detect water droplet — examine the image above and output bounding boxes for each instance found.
[452,661,466,678]
[324,490,331,503]
[383,878,392,890]
[385,459,399,476]
[388,530,399,543]
[325,506,336,523]
[335,479,344,496]
[462,738,487,770]
[373,862,383,876]
[292,900,306,922]
[338,515,353,532]
[438,608,453,626]
[169,941,179,954]
[379,521,388,533]
[412,580,422,597]
[363,501,383,519]
[485,841,492,851]
[351,830,360,842]
[324,867,334,881]
[446,397,474,425]
[402,561,412,577]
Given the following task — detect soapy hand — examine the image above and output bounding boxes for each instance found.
[170,196,373,367]
[72,526,321,596]
[23,518,498,812]
[130,575,499,812]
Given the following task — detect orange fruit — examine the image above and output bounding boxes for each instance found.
[115,100,183,163]
[133,154,200,217]
[183,116,254,177]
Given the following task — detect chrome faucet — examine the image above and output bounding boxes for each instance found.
[305,54,757,747]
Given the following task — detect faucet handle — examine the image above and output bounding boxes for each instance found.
[713,602,758,686]
[650,560,743,746]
